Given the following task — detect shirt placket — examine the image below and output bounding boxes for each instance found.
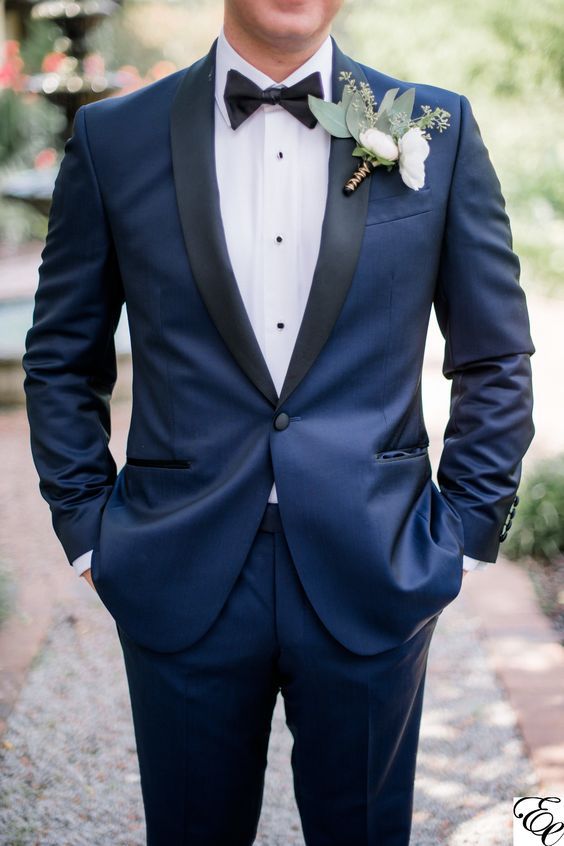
[262,104,295,396]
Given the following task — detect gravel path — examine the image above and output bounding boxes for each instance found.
[0,585,538,845]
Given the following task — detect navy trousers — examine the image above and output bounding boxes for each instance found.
[116,504,439,846]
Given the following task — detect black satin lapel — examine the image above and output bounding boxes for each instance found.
[277,38,371,410]
[170,39,279,408]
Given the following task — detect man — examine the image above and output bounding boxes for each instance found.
[22,0,535,843]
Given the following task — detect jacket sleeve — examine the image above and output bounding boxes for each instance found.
[433,93,535,563]
[22,104,125,565]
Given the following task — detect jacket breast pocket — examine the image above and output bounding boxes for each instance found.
[365,186,433,227]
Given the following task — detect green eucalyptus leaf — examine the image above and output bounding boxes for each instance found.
[340,84,354,113]
[377,87,400,116]
[307,95,351,138]
[345,91,366,143]
[374,111,392,134]
[390,87,416,120]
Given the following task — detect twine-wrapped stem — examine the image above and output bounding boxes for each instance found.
[343,159,379,196]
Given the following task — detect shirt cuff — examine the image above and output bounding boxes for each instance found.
[462,554,494,571]
[72,549,93,577]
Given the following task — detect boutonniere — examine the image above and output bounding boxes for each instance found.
[308,71,451,195]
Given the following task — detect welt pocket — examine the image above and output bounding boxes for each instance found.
[373,445,429,462]
[125,457,193,469]
[365,189,433,227]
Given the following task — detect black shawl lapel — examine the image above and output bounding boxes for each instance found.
[170,38,279,408]
[170,35,371,411]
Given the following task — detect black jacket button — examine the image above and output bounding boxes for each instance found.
[273,412,290,431]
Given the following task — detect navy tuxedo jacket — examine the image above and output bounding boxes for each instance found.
[23,36,535,655]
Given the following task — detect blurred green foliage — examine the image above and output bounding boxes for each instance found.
[18,18,61,74]
[0,91,63,168]
[0,87,63,247]
[0,88,61,246]
[339,0,563,95]
[488,0,564,94]
[505,455,564,562]
[0,89,26,164]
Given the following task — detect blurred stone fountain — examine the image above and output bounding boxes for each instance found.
[0,0,132,405]
[2,0,123,213]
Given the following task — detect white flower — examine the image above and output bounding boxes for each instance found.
[397,127,430,190]
[359,127,399,162]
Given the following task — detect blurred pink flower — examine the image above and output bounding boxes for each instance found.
[34,148,58,169]
[83,53,106,77]
[147,60,177,81]
[114,64,144,95]
[0,40,26,91]
[41,51,67,73]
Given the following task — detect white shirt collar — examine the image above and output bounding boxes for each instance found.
[214,23,334,128]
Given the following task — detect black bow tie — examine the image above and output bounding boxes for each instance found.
[223,68,324,130]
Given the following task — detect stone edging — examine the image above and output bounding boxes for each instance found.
[461,556,564,793]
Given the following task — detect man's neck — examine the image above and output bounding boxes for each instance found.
[222,19,330,82]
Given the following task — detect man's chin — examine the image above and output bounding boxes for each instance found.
[254,9,328,45]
